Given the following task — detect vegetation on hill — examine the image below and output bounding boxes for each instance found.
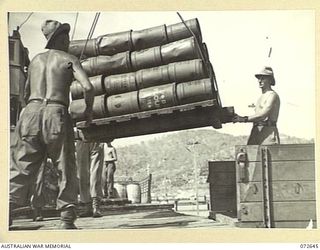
[114,129,313,199]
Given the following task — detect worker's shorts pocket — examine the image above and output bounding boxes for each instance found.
[20,113,40,138]
[46,108,66,141]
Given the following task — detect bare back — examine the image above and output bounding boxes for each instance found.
[27,50,78,106]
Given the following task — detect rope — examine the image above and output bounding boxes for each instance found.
[71,12,79,40]
[17,12,33,31]
[79,12,100,61]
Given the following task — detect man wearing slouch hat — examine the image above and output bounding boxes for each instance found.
[233,66,280,145]
[9,20,94,229]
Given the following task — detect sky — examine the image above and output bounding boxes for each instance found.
[8,11,316,146]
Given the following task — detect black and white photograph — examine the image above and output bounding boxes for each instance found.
[3,5,319,243]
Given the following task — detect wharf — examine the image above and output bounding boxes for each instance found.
[10,203,237,231]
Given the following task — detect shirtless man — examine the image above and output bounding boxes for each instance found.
[9,20,94,229]
[233,66,280,145]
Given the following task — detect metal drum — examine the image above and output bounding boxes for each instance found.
[81,51,132,77]
[166,18,202,43]
[103,72,137,96]
[68,39,98,58]
[138,83,178,111]
[71,75,105,100]
[176,78,214,105]
[135,65,170,89]
[130,46,162,71]
[70,94,106,121]
[161,37,200,65]
[131,24,167,51]
[126,183,141,204]
[167,59,207,83]
[96,30,133,56]
[114,183,127,199]
[106,91,139,116]
[69,18,201,57]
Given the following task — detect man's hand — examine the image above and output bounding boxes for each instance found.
[83,109,93,126]
[232,114,248,123]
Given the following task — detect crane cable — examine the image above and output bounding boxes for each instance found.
[79,12,100,61]
[17,12,33,31]
[71,12,79,41]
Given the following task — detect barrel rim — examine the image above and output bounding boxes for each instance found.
[176,78,214,105]
[131,24,168,51]
[106,90,139,116]
[68,39,99,58]
[96,29,134,55]
[131,46,162,71]
[201,42,209,62]
[193,18,202,43]
[70,80,81,100]
[103,72,137,96]
[166,18,203,43]
[101,94,107,116]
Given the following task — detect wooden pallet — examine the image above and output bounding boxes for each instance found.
[76,100,233,142]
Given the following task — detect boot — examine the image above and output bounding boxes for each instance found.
[92,197,103,218]
[32,207,44,221]
[79,202,93,217]
[60,206,77,229]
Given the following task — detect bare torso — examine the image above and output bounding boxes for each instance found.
[255,90,280,122]
[27,50,78,106]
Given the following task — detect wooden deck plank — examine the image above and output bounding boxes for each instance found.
[9,209,236,231]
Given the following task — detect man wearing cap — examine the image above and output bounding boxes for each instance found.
[9,20,94,229]
[233,66,280,145]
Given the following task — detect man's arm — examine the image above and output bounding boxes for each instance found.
[71,58,94,125]
[233,92,278,123]
[112,147,117,161]
[247,93,278,122]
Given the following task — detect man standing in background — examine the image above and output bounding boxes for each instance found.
[102,141,117,199]
[76,140,104,218]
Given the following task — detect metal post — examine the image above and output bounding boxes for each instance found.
[186,141,200,216]
[261,146,272,228]
[193,147,199,215]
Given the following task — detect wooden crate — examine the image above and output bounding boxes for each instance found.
[235,144,316,228]
[207,161,237,218]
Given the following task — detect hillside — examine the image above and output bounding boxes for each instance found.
[114,129,313,199]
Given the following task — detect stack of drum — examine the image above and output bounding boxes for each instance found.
[69,18,217,121]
